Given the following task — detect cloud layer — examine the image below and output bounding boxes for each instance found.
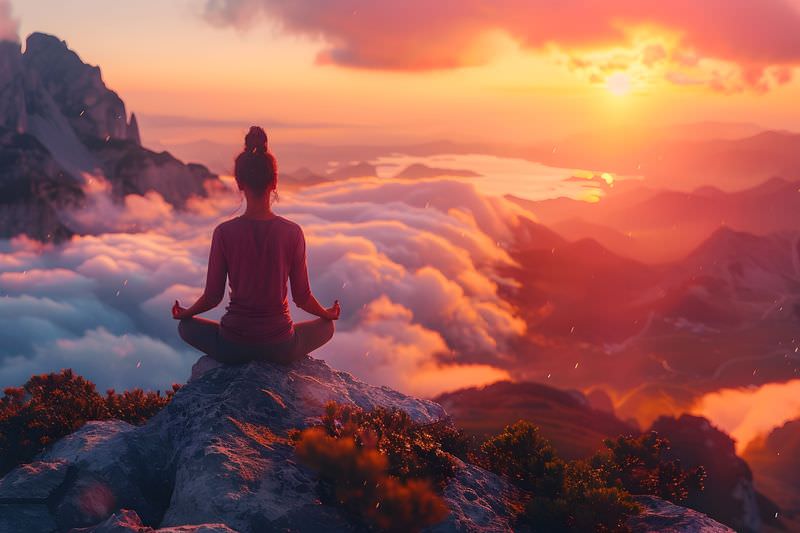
[204,0,800,90]
[0,174,529,397]
[692,379,800,452]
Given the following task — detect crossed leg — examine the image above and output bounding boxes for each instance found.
[178,316,335,364]
[290,318,335,360]
[177,316,221,358]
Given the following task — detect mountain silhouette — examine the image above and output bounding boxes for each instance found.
[0,33,218,242]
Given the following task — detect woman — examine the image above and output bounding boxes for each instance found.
[172,126,339,365]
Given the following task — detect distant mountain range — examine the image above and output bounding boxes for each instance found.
[744,418,800,531]
[0,33,218,242]
[500,223,800,429]
[509,175,800,263]
[435,381,778,532]
[434,380,634,460]
[155,123,800,198]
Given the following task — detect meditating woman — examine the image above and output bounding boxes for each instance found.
[172,126,339,364]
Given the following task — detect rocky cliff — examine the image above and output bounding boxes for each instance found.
[0,33,217,242]
[0,356,734,532]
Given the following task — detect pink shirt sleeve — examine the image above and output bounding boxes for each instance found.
[289,227,312,306]
[204,225,228,304]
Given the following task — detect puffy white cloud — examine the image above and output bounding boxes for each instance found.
[316,296,511,397]
[0,175,528,396]
[0,327,192,392]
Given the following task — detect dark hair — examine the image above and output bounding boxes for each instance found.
[234,126,278,195]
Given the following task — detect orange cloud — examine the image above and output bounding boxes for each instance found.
[204,0,800,81]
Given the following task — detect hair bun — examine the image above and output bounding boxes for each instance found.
[244,126,268,154]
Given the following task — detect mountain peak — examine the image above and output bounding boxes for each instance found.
[23,31,128,143]
[0,31,216,242]
[127,112,141,145]
[25,32,68,52]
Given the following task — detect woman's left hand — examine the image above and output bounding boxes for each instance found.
[172,300,189,320]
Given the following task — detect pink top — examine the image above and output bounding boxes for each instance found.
[204,215,312,344]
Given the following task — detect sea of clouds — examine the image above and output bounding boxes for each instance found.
[0,174,535,397]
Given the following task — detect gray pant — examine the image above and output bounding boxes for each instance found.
[178,316,335,365]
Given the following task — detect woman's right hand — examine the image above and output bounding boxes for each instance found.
[325,300,341,320]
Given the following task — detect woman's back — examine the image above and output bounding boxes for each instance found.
[207,215,311,345]
[174,126,338,364]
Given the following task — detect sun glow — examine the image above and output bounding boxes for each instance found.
[606,73,632,96]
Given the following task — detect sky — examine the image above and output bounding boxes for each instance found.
[9,0,800,146]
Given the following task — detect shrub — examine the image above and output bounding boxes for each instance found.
[316,402,462,487]
[480,421,640,532]
[104,384,181,425]
[0,369,179,476]
[295,426,449,532]
[526,461,640,533]
[591,432,706,504]
[480,420,564,494]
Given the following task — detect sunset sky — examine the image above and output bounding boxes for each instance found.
[9,0,800,146]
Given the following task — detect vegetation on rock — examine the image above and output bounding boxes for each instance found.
[480,421,640,532]
[0,369,179,476]
[591,432,706,504]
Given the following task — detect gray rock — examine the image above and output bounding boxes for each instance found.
[23,33,132,144]
[74,508,239,532]
[0,128,84,242]
[0,459,70,500]
[0,502,58,533]
[0,357,734,532]
[629,495,735,532]
[0,32,219,242]
[429,460,523,533]
[0,357,480,532]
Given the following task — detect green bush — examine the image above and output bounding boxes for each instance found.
[591,432,706,504]
[295,426,449,533]
[0,369,179,476]
[480,421,640,532]
[317,402,464,487]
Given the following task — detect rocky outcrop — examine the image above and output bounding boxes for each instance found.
[0,129,83,242]
[0,41,28,134]
[0,32,219,241]
[650,415,766,533]
[628,496,734,532]
[0,357,519,532]
[743,419,800,532]
[0,356,740,533]
[87,138,215,208]
[126,113,141,146]
[22,33,134,145]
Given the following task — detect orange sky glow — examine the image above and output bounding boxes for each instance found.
[11,0,800,146]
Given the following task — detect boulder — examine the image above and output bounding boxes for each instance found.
[629,495,735,532]
[0,357,508,532]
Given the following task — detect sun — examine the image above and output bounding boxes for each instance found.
[606,72,631,96]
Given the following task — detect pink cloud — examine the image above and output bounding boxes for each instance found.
[205,0,800,74]
[0,0,18,43]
